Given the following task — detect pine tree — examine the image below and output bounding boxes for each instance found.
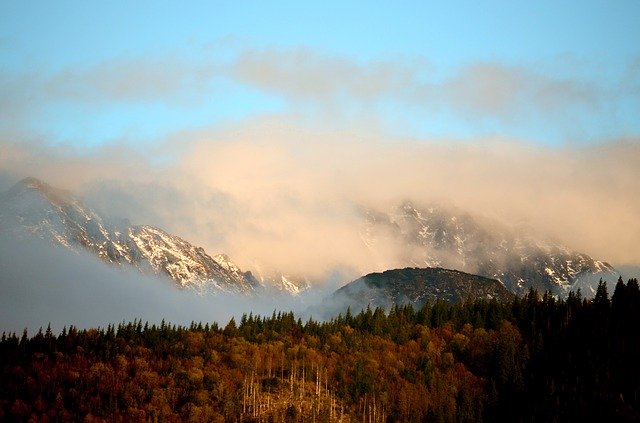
[594,279,610,309]
[611,276,626,311]
[223,317,237,337]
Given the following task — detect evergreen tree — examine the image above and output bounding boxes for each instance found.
[594,279,610,309]
[223,317,237,336]
[611,276,627,311]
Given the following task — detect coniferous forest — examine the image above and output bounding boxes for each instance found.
[1,278,639,422]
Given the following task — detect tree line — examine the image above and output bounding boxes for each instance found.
[0,277,638,422]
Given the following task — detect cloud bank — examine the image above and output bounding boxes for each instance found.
[2,119,639,282]
[1,45,639,289]
[0,233,312,335]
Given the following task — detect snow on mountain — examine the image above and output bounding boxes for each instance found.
[361,202,617,296]
[247,264,311,296]
[0,177,260,294]
[0,177,618,300]
[126,226,261,293]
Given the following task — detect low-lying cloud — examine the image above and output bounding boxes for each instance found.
[0,233,312,335]
[2,44,639,288]
[173,122,640,274]
[2,119,639,282]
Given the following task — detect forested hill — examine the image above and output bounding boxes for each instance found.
[1,278,639,422]
[325,267,514,316]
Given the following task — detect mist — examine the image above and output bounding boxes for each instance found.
[1,119,639,283]
[0,233,320,335]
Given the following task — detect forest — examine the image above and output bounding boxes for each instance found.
[1,277,639,422]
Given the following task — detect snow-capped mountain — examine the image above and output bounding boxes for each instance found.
[361,203,617,296]
[319,267,514,317]
[0,177,617,300]
[0,177,261,294]
[249,265,312,296]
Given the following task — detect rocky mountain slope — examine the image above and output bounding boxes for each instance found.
[321,267,514,316]
[361,203,617,296]
[0,177,264,294]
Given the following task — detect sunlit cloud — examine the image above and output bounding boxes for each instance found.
[2,119,639,280]
[2,41,639,279]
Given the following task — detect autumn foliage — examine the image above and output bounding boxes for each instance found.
[1,278,639,422]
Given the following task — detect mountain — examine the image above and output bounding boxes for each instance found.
[321,267,514,316]
[361,203,617,296]
[252,270,311,296]
[0,177,618,301]
[0,177,262,294]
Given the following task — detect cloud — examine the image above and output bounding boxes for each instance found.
[2,119,638,281]
[1,88,637,334]
[2,45,627,145]
[43,56,217,104]
[1,45,639,278]
[440,63,601,121]
[0,140,161,191]
[229,47,608,126]
[0,233,311,334]
[232,47,421,105]
[179,122,640,271]
[0,55,219,141]
[1,55,216,105]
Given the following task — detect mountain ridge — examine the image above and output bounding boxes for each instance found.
[361,202,617,296]
[0,177,267,294]
[0,177,621,304]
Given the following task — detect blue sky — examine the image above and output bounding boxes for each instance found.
[1,1,639,149]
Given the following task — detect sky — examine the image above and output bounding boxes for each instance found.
[1,1,640,277]
[1,1,639,147]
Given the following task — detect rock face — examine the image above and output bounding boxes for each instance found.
[0,177,260,294]
[324,267,514,315]
[361,203,617,296]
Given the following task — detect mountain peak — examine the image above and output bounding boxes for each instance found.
[17,176,47,188]
[364,202,617,296]
[7,176,73,205]
[12,176,57,194]
[1,177,263,295]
